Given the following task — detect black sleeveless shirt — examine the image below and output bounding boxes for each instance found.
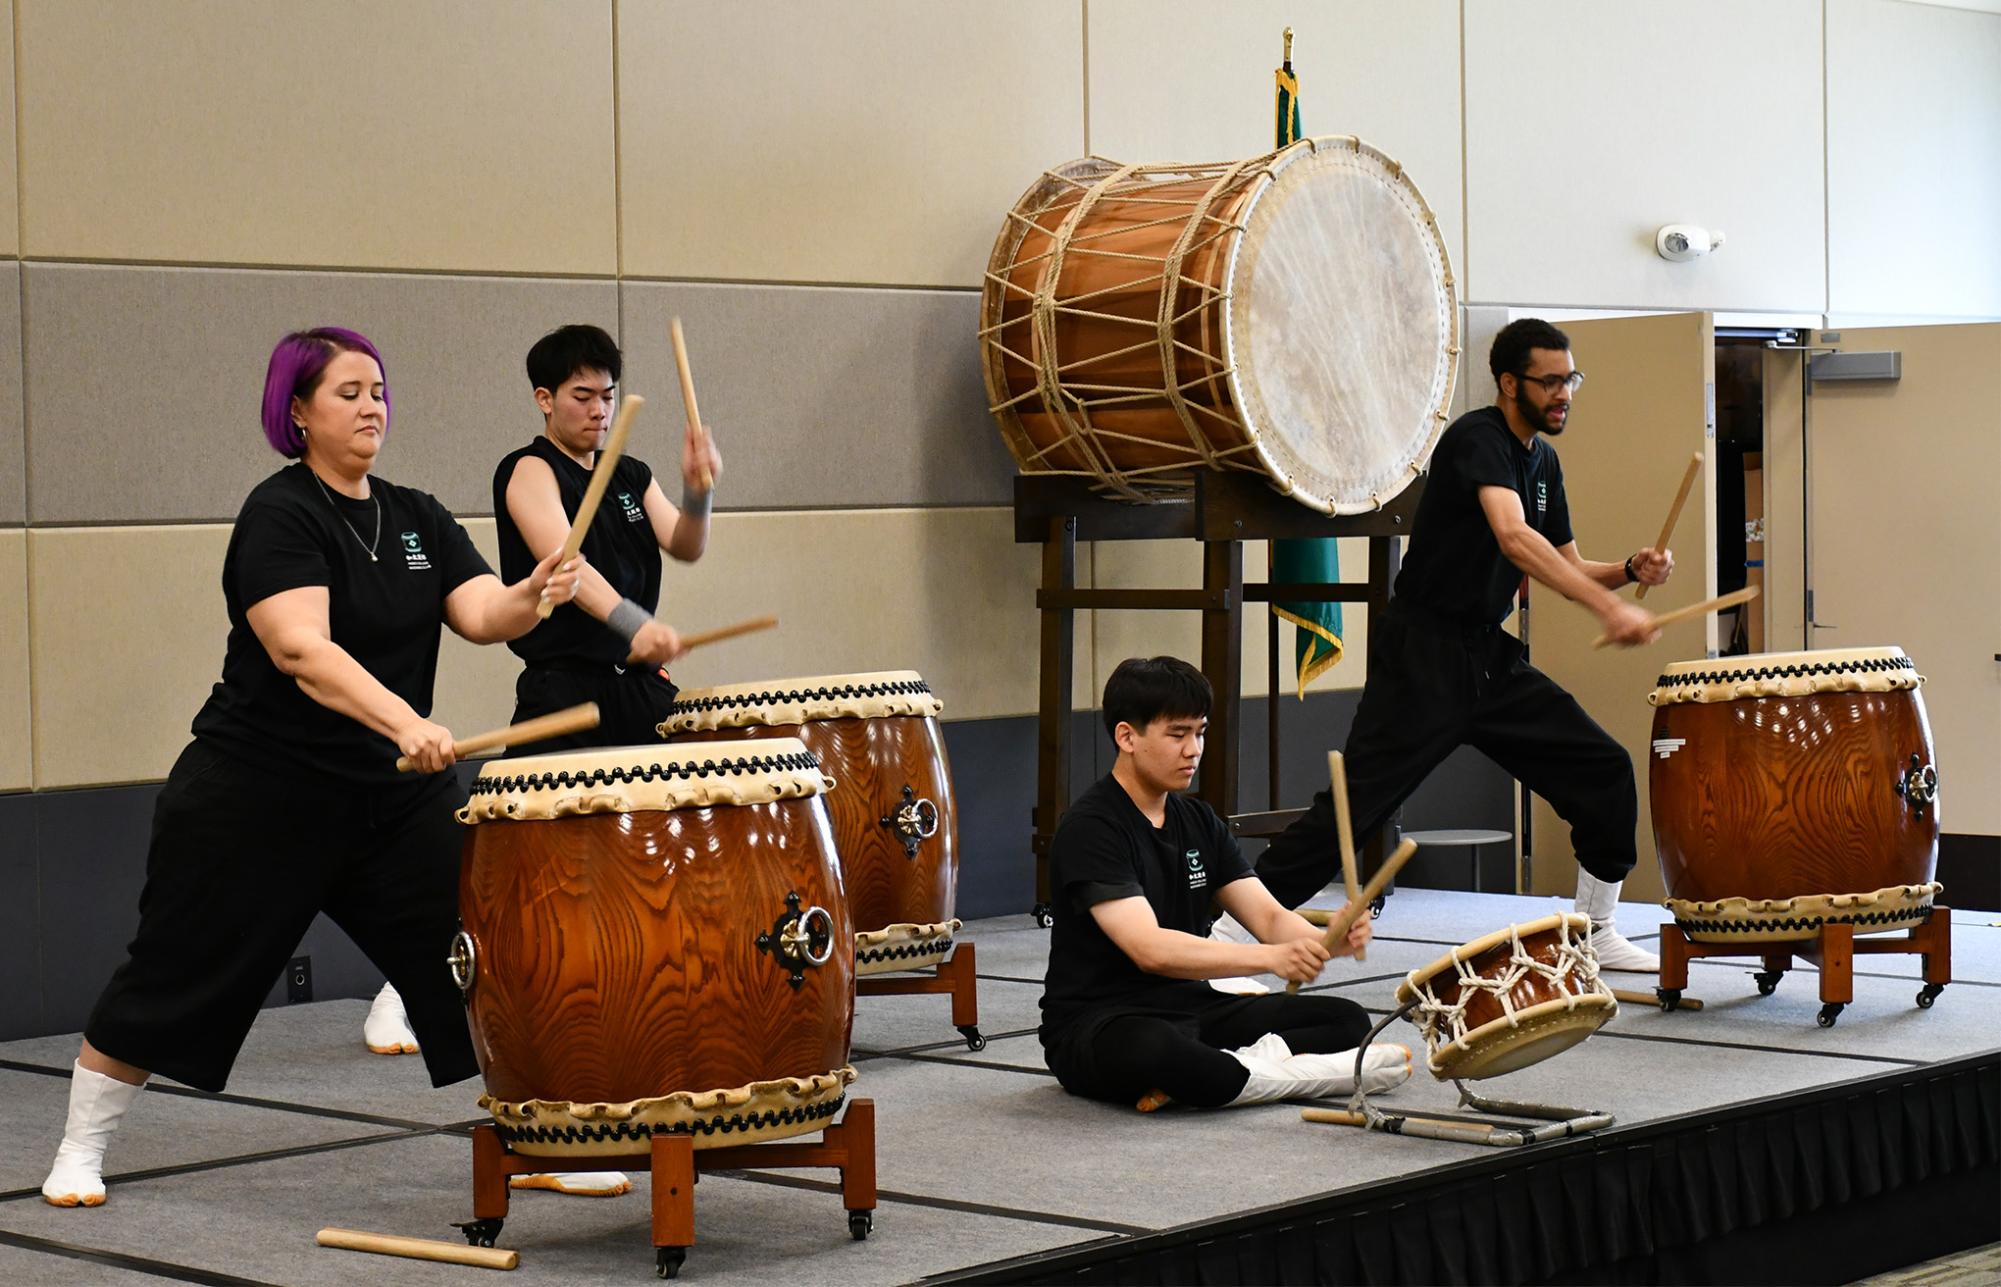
[493,437,662,665]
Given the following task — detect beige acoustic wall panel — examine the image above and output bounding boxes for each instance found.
[31,526,233,788]
[619,282,1017,509]
[430,519,528,746]
[1088,0,1463,269]
[1827,0,2001,320]
[0,0,16,258]
[16,0,615,274]
[637,506,1056,723]
[617,1,1085,286]
[0,266,23,525]
[25,264,618,523]
[0,531,29,790]
[1465,1,1823,312]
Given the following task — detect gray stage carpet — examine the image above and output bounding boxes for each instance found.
[1,890,1995,1284]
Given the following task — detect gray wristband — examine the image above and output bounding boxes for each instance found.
[605,597,651,645]
[681,482,713,519]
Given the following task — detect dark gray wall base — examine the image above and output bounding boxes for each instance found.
[5,704,1518,1042]
[1939,833,2000,913]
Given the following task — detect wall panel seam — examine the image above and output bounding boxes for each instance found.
[9,0,20,260]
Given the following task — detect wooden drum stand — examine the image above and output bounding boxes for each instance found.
[857,945,984,1050]
[1656,912,1952,1028]
[459,1099,877,1279]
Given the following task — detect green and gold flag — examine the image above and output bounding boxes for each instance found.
[1271,31,1344,694]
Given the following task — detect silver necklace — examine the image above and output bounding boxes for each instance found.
[310,468,382,562]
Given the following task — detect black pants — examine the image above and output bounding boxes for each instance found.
[85,741,479,1093]
[1256,602,1637,909]
[511,660,681,752]
[1044,992,1373,1108]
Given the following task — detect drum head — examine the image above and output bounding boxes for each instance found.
[1648,645,1921,706]
[1228,137,1458,513]
[459,739,829,822]
[662,670,941,734]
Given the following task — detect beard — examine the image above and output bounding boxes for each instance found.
[1515,385,1566,435]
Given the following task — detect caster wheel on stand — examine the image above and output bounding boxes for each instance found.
[957,1025,987,1052]
[656,1246,688,1279]
[453,1218,503,1248]
[1655,988,1682,1013]
[1753,970,1784,996]
[1917,983,1946,1009]
[1032,903,1053,929]
[849,1210,874,1241]
[1817,1003,1845,1028]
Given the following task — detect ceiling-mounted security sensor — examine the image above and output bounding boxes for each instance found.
[1657,224,1725,262]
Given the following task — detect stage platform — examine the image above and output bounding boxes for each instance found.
[1,888,1995,1285]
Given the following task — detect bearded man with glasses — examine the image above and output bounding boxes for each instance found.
[1213,318,1671,975]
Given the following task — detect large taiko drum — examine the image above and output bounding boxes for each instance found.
[1648,647,1942,944]
[660,672,959,976]
[980,135,1458,513]
[1395,915,1616,1080]
[453,741,855,1158]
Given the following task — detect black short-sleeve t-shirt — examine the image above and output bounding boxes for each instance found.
[493,438,661,666]
[189,462,492,783]
[1393,406,1573,625]
[1038,774,1254,1040]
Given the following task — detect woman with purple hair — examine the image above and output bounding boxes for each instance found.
[40,327,585,1209]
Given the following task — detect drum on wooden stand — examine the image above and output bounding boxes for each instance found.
[454,741,855,1158]
[981,135,1458,511]
[660,671,961,975]
[1648,647,1941,943]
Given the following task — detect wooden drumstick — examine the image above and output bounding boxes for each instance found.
[1328,751,1364,963]
[1591,586,1759,650]
[1285,837,1418,995]
[669,318,714,493]
[317,1227,518,1270]
[678,614,778,652]
[1301,1108,1501,1135]
[536,394,646,619]
[394,702,600,773]
[1635,452,1702,601]
[1611,987,1704,1011]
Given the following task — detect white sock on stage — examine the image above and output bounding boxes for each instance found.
[364,982,420,1055]
[1205,913,1272,995]
[1574,870,1660,972]
[510,1171,634,1197]
[42,1062,146,1207]
[1225,1037,1412,1106]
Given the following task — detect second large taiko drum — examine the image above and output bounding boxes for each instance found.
[661,671,960,975]
[1648,647,1941,943]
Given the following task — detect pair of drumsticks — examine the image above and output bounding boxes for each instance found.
[395,320,776,774]
[1592,450,1758,648]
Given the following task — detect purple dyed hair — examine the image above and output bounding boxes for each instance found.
[259,327,390,457]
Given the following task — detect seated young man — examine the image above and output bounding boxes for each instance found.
[1039,656,1411,1111]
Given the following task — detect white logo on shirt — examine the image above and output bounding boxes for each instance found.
[1186,849,1208,891]
[401,531,431,571]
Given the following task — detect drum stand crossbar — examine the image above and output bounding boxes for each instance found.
[459,1098,876,1279]
[856,942,986,1050]
[1656,907,1952,1027]
[1305,1003,1614,1148]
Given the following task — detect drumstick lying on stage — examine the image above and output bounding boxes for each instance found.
[1611,987,1704,1011]
[1285,837,1419,995]
[678,614,778,652]
[669,318,714,492]
[317,1227,518,1270]
[393,702,600,773]
[1329,751,1366,964]
[1592,586,1759,650]
[536,394,646,619]
[1636,451,1703,601]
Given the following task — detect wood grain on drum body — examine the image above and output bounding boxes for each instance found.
[458,800,853,1109]
[687,717,957,934]
[1650,689,1938,907]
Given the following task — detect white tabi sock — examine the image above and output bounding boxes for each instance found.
[42,1062,146,1207]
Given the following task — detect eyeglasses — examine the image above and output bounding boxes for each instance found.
[1513,370,1585,394]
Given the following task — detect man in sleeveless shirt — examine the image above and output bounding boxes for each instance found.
[1221,319,1672,974]
[363,324,721,1197]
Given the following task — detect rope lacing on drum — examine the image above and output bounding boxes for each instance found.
[669,678,933,714]
[1653,655,1913,689]
[1411,920,1604,1048]
[472,751,823,794]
